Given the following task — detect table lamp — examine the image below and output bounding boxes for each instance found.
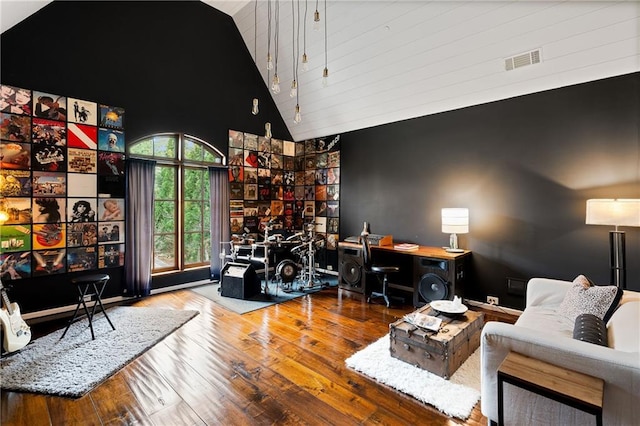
[586,199,640,289]
[442,208,469,253]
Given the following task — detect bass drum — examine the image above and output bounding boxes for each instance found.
[276,259,299,283]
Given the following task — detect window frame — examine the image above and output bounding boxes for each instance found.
[128,132,225,274]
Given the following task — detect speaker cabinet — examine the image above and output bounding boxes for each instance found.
[338,245,366,293]
[221,262,261,299]
[413,256,468,307]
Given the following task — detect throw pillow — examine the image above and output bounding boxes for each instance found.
[573,313,608,346]
[558,275,622,323]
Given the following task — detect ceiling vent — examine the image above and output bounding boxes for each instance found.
[505,49,541,71]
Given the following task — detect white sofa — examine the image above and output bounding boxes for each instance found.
[481,277,640,425]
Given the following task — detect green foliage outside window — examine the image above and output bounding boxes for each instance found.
[129,133,223,273]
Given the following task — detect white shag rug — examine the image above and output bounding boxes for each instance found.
[0,306,199,398]
[345,334,481,420]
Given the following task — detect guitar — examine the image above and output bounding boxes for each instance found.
[0,279,31,353]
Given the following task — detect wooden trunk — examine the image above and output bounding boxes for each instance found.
[389,306,484,379]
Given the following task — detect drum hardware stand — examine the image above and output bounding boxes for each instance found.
[297,221,325,291]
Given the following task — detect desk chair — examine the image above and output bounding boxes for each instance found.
[362,234,400,307]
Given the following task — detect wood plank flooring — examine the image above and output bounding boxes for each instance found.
[1,285,516,425]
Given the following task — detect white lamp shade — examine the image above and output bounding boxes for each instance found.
[586,199,640,227]
[442,208,469,234]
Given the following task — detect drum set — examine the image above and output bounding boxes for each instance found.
[223,220,326,296]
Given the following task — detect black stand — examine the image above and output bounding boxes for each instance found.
[61,274,115,340]
[609,230,626,289]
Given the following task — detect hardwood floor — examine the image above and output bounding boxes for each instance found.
[1,285,517,425]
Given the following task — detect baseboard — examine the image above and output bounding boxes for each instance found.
[465,299,523,317]
[22,295,132,323]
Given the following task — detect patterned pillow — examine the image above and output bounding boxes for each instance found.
[559,275,623,323]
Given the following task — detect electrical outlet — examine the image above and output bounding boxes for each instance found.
[83,294,93,302]
[487,296,499,305]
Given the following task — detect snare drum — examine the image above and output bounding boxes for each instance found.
[276,259,298,283]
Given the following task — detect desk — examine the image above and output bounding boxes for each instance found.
[337,242,471,306]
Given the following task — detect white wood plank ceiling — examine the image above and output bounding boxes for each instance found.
[221,0,639,141]
[3,1,639,142]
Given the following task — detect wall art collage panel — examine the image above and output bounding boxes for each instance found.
[0,84,126,280]
[228,130,340,269]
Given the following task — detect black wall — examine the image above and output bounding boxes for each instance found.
[340,73,640,308]
[1,1,290,312]
[2,1,638,313]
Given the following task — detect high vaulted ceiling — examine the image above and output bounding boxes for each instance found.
[3,1,639,141]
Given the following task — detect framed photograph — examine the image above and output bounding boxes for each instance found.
[271,138,283,154]
[98,243,124,268]
[244,183,257,200]
[327,184,339,200]
[258,136,270,152]
[68,148,97,173]
[32,171,65,197]
[68,98,97,126]
[32,197,65,224]
[97,152,124,175]
[228,165,243,183]
[0,142,31,170]
[32,248,66,276]
[31,144,66,172]
[67,123,97,149]
[229,182,243,199]
[228,130,243,148]
[98,198,124,221]
[230,217,243,234]
[1,113,31,142]
[228,147,243,166]
[67,198,97,223]
[32,223,65,250]
[0,251,31,280]
[283,140,295,156]
[67,222,98,247]
[67,173,97,197]
[98,175,125,198]
[32,118,66,145]
[244,150,259,168]
[67,246,98,272]
[0,225,32,253]
[97,221,124,244]
[243,133,258,150]
[98,128,125,152]
[1,85,32,116]
[33,91,67,121]
[99,104,124,130]
[0,197,31,224]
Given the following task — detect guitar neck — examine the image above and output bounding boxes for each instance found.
[1,281,15,316]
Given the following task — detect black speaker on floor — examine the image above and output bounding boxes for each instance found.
[338,245,366,294]
[221,262,260,299]
[413,257,466,307]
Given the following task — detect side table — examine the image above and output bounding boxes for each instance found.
[61,274,115,340]
[497,351,603,426]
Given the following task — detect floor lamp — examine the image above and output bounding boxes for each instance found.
[586,199,640,289]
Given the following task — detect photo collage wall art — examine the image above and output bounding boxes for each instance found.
[0,84,126,280]
[228,130,340,266]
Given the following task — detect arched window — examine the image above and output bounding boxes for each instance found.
[128,133,225,273]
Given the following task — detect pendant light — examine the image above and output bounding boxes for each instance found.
[313,0,320,31]
[322,0,328,87]
[289,0,298,98]
[251,0,259,115]
[270,0,281,94]
[302,0,309,72]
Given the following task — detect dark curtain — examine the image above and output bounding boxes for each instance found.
[209,166,229,281]
[124,158,156,297]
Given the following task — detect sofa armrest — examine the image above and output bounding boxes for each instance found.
[480,321,640,424]
[525,277,572,308]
